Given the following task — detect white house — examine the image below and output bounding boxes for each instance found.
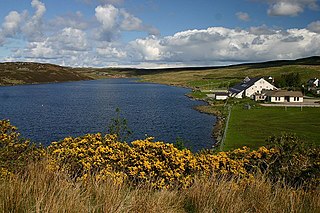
[307,78,319,88]
[229,77,277,99]
[266,90,303,103]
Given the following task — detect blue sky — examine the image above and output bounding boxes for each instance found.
[0,0,320,67]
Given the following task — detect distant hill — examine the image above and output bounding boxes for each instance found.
[234,56,320,69]
[0,62,92,86]
[1,56,320,86]
[80,56,320,76]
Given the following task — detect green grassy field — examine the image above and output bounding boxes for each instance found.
[223,105,320,150]
[140,65,320,89]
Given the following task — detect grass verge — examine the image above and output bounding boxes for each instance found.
[224,105,320,150]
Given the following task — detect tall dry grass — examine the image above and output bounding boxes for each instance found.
[185,176,319,213]
[0,162,319,213]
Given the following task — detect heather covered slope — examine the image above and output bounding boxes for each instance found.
[0,62,92,86]
[1,56,320,86]
[137,56,320,87]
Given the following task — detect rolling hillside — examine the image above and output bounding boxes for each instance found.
[1,56,320,86]
[0,62,92,86]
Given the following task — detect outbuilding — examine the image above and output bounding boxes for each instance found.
[207,92,229,100]
[266,90,303,103]
[214,92,229,100]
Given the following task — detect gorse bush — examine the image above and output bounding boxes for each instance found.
[266,134,320,188]
[0,120,44,175]
[1,120,319,190]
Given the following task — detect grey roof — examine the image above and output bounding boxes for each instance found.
[229,77,262,94]
[213,92,229,96]
[308,78,318,83]
[265,90,303,97]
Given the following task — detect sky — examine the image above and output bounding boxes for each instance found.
[0,0,320,68]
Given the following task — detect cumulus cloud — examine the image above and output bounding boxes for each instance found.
[1,11,22,37]
[257,0,319,16]
[268,2,303,16]
[236,12,250,21]
[31,0,46,18]
[22,0,46,41]
[94,4,158,41]
[249,25,278,35]
[48,12,90,30]
[95,5,119,32]
[0,0,46,43]
[13,27,90,60]
[7,24,320,67]
[127,26,320,66]
[1,1,320,67]
[307,20,320,33]
[96,42,127,58]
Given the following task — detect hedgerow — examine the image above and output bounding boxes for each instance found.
[0,120,319,190]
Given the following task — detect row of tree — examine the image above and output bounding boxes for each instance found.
[275,72,301,88]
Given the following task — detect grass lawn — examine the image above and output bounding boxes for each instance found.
[223,105,320,150]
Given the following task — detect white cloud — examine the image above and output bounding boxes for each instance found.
[120,9,143,31]
[0,0,46,43]
[96,42,127,58]
[13,27,90,60]
[127,26,320,66]
[48,12,89,30]
[268,2,303,16]
[57,28,89,51]
[95,5,119,32]
[8,25,320,67]
[307,21,320,33]
[236,12,250,21]
[23,0,46,41]
[1,11,22,36]
[31,0,46,19]
[94,4,159,41]
[1,1,319,67]
[129,36,163,61]
[258,0,319,16]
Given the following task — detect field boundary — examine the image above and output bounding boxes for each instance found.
[220,105,232,151]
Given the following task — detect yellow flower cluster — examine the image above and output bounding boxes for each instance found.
[47,133,280,189]
[1,119,291,189]
[0,120,20,147]
[0,167,13,180]
[2,120,318,189]
[0,120,46,173]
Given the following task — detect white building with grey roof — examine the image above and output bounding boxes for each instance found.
[229,77,277,99]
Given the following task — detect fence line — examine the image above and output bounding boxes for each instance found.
[220,105,232,151]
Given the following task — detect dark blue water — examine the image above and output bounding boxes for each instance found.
[0,79,216,151]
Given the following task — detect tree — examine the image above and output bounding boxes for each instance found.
[107,108,132,142]
[276,73,301,88]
